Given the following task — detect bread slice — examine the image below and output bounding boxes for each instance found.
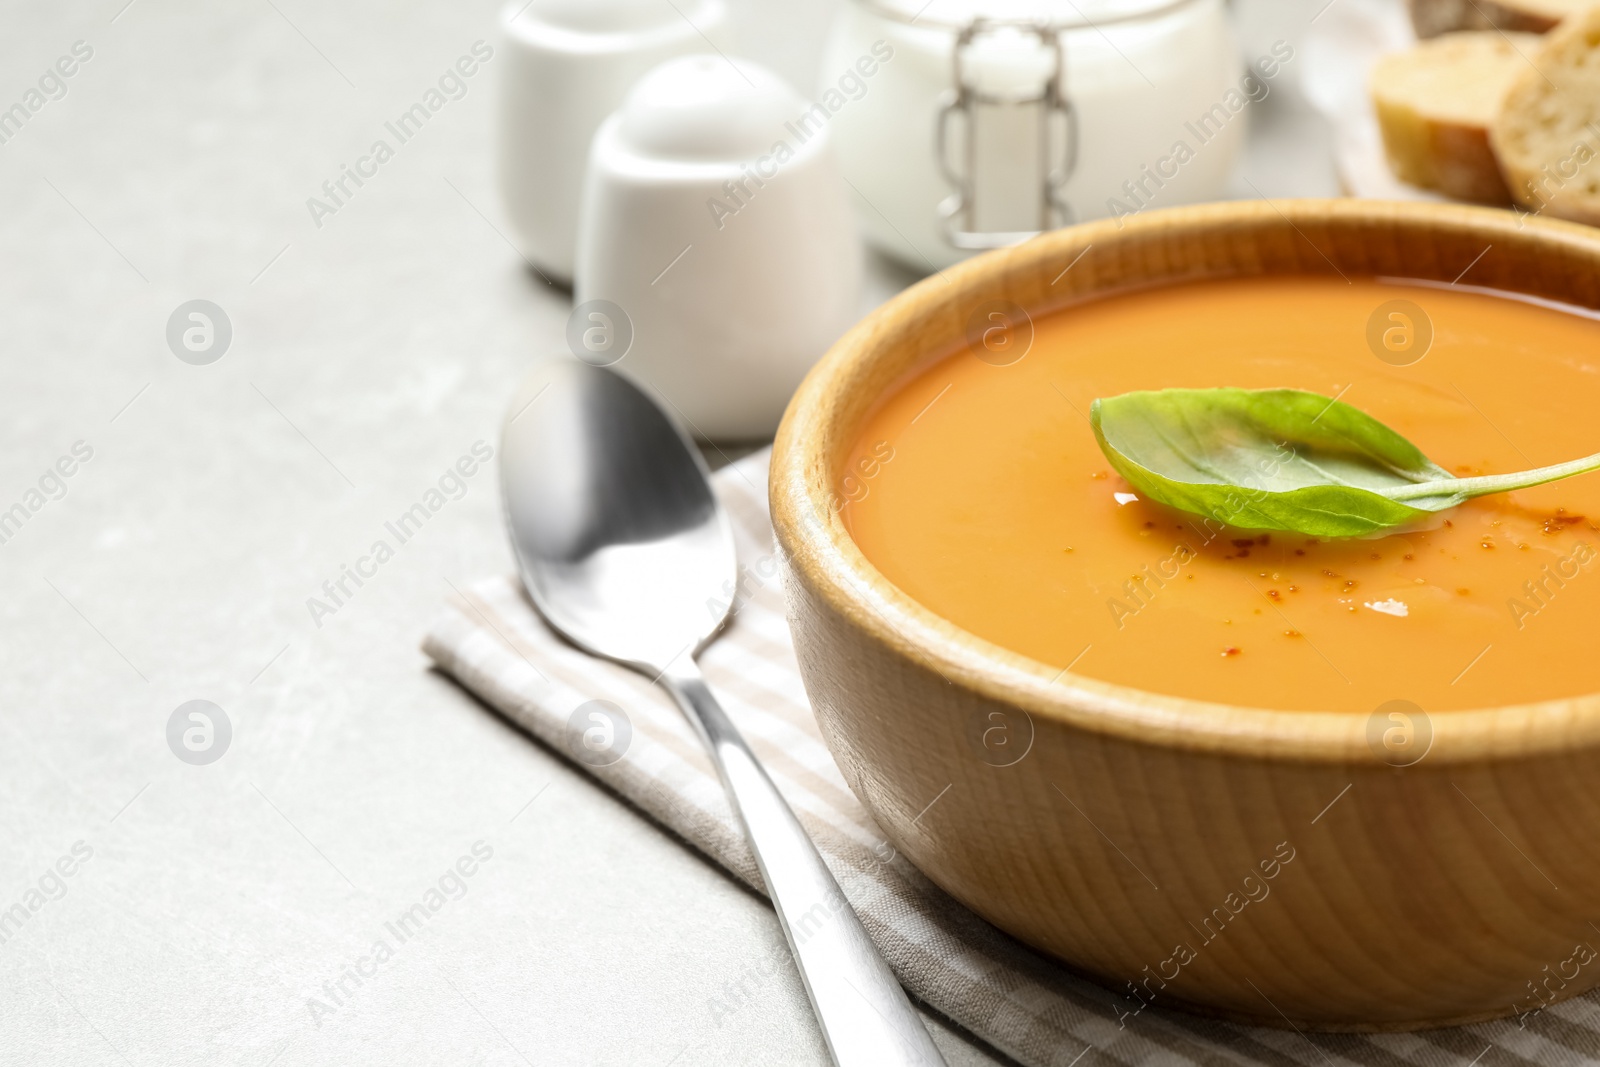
[1492,6,1600,224]
[1371,32,1541,204]
[1410,0,1590,37]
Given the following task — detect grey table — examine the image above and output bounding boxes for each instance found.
[0,2,1335,1064]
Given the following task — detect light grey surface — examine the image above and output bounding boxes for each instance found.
[0,2,1333,1065]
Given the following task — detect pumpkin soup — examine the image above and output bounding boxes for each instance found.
[842,276,1600,712]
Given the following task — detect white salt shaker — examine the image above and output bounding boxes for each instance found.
[496,0,733,282]
[574,55,863,440]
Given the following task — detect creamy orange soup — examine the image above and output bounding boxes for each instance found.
[843,277,1600,712]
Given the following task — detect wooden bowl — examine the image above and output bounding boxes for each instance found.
[770,199,1600,1030]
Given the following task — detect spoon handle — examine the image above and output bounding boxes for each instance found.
[660,659,947,1067]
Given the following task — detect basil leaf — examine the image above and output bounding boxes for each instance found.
[1089,387,1600,538]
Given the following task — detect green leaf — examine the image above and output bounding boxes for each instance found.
[1089,387,1600,538]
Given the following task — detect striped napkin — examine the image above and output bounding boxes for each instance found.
[422,449,1596,1067]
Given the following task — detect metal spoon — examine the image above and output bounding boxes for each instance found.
[500,360,946,1067]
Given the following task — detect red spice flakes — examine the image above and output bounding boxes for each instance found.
[1480,539,1496,550]
[1369,552,1382,560]
[1231,538,1255,548]
[1403,553,1414,561]
[1283,629,1301,638]
[1322,569,1339,578]
[1543,511,1586,535]
[1294,549,1306,556]
[1143,521,1155,528]
[1257,535,1272,545]
[1444,519,1453,527]
[1221,646,1241,657]
[1266,589,1282,600]
[1288,584,1299,593]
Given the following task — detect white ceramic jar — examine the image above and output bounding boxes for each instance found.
[821,0,1247,270]
[496,0,733,282]
[574,55,862,440]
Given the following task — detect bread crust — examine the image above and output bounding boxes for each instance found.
[1371,33,1539,204]
[1409,0,1581,36]
[1491,6,1600,224]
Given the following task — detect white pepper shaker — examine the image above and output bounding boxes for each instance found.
[574,55,863,440]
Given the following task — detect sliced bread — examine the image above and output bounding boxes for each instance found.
[1410,0,1590,37]
[1371,32,1541,204]
[1491,6,1600,223]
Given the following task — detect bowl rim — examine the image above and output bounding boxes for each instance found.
[771,198,1600,765]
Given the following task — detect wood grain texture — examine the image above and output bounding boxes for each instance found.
[769,200,1600,1030]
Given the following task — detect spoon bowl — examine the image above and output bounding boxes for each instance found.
[501,361,732,668]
